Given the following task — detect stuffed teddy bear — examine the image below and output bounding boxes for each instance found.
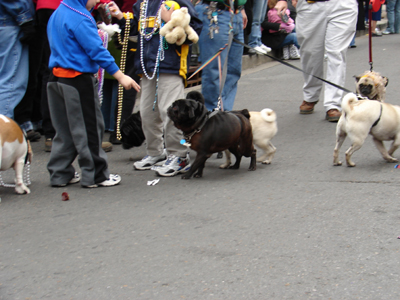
[160,6,199,46]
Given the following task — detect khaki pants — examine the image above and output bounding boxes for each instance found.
[140,74,188,158]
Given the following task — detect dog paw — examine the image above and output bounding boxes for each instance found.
[15,185,30,194]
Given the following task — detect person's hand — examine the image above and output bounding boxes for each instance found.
[161,3,175,22]
[120,75,141,92]
[275,0,288,15]
[19,20,36,45]
[241,9,248,29]
[107,1,123,20]
[113,70,141,92]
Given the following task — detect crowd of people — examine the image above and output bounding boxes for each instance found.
[0,0,394,188]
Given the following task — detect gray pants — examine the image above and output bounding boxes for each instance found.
[140,74,187,158]
[47,74,110,186]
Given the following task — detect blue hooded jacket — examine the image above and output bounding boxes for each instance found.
[47,0,119,75]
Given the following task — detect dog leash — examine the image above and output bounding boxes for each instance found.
[368,0,385,71]
[188,38,353,95]
[233,38,353,94]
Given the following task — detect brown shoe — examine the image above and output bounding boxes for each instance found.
[102,141,113,152]
[299,100,318,114]
[325,109,341,122]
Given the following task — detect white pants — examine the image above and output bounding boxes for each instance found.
[140,74,187,158]
[296,0,357,111]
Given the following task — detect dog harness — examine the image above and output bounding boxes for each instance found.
[372,103,383,128]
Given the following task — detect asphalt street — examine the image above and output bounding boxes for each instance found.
[1,33,400,300]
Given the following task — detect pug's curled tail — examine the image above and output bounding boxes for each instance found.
[260,108,276,123]
[341,93,359,115]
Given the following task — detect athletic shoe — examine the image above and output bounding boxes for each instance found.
[260,44,272,53]
[155,154,191,177]
[282,45,289,60]
[382,29,393,35]
[52,172,80,187]
[133,149,167,170]
[83,174,121,188]
[289,44,300,60]
[253,45,268,55]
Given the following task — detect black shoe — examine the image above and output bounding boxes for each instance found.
[26,130,41,141]
[109,133,122,145]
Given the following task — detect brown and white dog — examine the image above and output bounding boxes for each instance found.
[0,115,32,194]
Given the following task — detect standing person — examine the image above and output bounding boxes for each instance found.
[123,0,202,176]
[296,0,357,122]
[46,0,140,188]
[196,0,286,112]
[0,0,35,119]
[383,0,400,34]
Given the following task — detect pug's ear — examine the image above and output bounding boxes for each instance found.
[188,106,195,118]
[383,76,389,87]
[354,75,361,83]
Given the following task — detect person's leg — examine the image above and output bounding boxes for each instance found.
[156,73,186,157]
[324,0,357,112]
[37,9,56,150]
[196,4,232,111]
[394,0,400,33]
[248,0,269,48]
[139,77,164,157]
[296,1,327,103]
[47,75,78,186]
[0,26,29,119]
[385,0,395,33]
[222,11,244,111]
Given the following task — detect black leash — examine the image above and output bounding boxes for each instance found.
[233,38,353,94]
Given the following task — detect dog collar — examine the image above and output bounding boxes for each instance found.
[181,110,219,146]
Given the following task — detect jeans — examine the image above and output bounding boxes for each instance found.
[248,0,269,48]
[0,26,29,118]
[386,0,400,33]
[195,3,244,111]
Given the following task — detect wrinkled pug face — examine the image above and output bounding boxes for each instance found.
[355,71,388,102]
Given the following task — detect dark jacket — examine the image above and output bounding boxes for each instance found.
[130,0,202,82]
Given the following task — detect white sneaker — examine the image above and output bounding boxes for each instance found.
[253,46,267,55]
[289,44,300,60]
[155,154,191,177]
[260,44,271,53]
[282,45,289,60]
[133,150,167,170]
[84,174,121,188]
[52,172,80,187]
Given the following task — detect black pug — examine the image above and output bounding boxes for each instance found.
[168,91,256,179]
[120,111,145,149]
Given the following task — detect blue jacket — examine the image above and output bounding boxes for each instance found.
[47,0,119,75]
[0,0,35,27]
[132,0,202,84]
